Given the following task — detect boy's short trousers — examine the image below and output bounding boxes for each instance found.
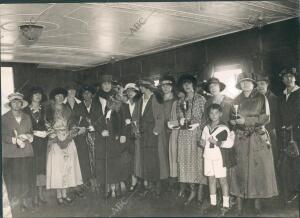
[204,158,227,178]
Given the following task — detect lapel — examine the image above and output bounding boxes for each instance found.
[142,95,153,117]
[96,97,105,117]
[8,111,26,130]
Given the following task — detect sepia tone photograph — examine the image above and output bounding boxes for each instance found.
[1,1,299,217]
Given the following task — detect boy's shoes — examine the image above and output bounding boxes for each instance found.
[203,205,218,215]
[219,207,230,216]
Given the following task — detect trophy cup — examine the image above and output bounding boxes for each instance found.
[180,100,191,129]
[86,117,95,132]
[233,105,239,120]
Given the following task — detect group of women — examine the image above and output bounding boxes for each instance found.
[2,67,299,216]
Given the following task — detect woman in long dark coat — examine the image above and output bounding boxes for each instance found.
[119,83,141,191]
[159,75,177,191]
[229,72,278,215]
[24,87,48,206]
[136,79,165,196]
[73,85,97,190]
[277,67,300,205]
[90,74,125,198]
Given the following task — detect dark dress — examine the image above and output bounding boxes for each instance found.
[137,95,161,181]
[278,87,300,197]
[73,100,97,184]
[90,95,125,184]
[24,105,48,186]
[119,102,139,180]
[265,90,279,163]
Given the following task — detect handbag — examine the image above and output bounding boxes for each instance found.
[284,126,299,158]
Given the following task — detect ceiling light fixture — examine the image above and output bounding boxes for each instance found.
[19,23,44,45]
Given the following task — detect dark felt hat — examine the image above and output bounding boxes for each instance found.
[256,74,270,83]
[49,87,68,100]
[279,67,298,78]
[136,78,156,90]
[27,86,47,103]
[177,74,197,90]
[236,72,257,90]
[78,85,96,97]
[159,75,176,86]
[202,77,226,93]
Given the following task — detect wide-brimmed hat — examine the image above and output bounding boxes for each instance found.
[202,77,226,93]
[159,75,176,86]
[256,74,270,83]
[4,92,28,109]
[279,67,298,79]
[124,83,139,92]
[136,78,156,90]
[236,72,257,90]
[78,85,96,98]
[177,74,197,90]
[49,87,68,100]
[26,86,47,103]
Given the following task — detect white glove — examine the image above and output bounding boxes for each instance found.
[77,127,86,135]
[16,138,25,148]
[18,134,29,141]
[26,134,34,143]
[188,123,199,131]
[33,131,47,138]
[88,126,95,132]
[180,118,185,126]
[12,137,17,144]
[120,136,126,144]
[102,130,109,137]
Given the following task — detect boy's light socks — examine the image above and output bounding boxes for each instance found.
[210,194,217,206]
[223,196,230,208]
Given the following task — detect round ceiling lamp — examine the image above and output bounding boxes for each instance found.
[19,23,44,45]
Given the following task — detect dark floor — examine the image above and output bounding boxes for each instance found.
[13,187,299,218]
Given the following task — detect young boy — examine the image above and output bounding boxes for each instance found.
[201,103,235,216]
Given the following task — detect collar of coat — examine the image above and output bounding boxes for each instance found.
[63,97,81,104]
[283,85,300,95]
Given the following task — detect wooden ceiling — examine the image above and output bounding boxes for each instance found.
[0,1,299,69]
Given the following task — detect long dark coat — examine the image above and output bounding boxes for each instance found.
[119,102,139,179]
[265,90,279,163]
[73,100,98,183]
[278,87,300,197]
[136,95,165,181]
[90,95,125,184]
[24,105,48,176]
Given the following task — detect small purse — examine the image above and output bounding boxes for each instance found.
[284,126,299,158]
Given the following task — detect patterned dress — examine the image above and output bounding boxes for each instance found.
[177,93,207,184]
